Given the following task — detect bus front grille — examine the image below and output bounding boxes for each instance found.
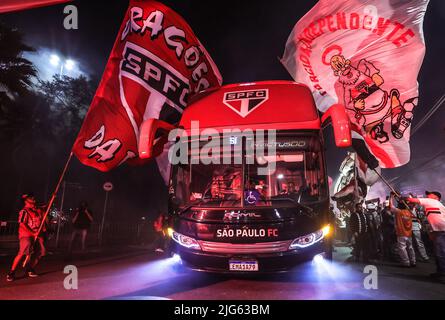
[198,240,292,254]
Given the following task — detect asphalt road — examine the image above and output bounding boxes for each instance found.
[0,246,444,300]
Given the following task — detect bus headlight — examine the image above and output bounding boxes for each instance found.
[321,224,331,237]
[171,230,201,250]
[289,225,330,249]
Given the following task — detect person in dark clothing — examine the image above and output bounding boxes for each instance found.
[374,205,385,260]
[349,203,371,262]
[68,201,93,253]
[137,217,150,245]
[381,199,397,261]
[365,206,380,260]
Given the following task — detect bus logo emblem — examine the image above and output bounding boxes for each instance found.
[224,211,262,220]
[223,89,269,118]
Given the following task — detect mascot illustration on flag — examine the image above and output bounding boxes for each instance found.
[282,0,429,168]
[327,50,417,144]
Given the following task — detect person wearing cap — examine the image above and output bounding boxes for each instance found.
[389,193,416,267]
[6,194,47,282]
[407,191,445,281]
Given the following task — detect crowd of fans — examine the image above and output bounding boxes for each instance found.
[339,190,445,283]
[6,188,445,284]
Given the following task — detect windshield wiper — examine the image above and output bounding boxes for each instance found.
[178,204,195,215]
[178,197,224,214]
[263,197,314,213]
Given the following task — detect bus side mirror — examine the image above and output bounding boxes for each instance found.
[138,119,175,159]
[321,104,352,148]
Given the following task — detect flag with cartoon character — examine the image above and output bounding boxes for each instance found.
[281,0,429,168]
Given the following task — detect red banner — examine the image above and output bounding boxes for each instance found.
[73,0,222,172]
[0,0,70,13]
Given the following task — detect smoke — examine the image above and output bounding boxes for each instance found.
[23,47,87,82]
[366,180,389,202]
[365,156,445,202]
[397,157,445,196]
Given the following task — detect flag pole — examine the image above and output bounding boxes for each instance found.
[353,153,360,203]
[23,151,74,268]
[372,168,412,211]
[372,168,400,197]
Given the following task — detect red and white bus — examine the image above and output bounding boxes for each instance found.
[140,80,351,273]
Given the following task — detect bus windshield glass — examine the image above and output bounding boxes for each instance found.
[171,135,328,209]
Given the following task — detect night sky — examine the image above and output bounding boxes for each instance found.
[1,0,444,219]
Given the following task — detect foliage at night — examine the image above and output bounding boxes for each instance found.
[0,23,95,216]
[0,23,36,101]
[37,75,93,139]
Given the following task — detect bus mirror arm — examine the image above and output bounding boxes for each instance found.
[321,104,352,148]
[138,118,176,159]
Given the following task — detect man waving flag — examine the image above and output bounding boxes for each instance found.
[73,0,222,172]
[281,0,429,168]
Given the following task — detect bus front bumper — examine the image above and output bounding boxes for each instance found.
[170,239,330,274]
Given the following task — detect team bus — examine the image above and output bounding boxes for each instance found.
[139,81,351,273]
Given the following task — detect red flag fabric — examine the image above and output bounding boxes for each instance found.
[0,0,70,13]
[281,0,429,168]
[73,0,222,172]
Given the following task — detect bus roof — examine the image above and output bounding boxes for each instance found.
[180,80,320,132]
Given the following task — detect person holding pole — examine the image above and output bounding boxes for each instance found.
[406,191,445,282]
[389,192,416,268]
[8,153,74,280]
[6,194,47,282]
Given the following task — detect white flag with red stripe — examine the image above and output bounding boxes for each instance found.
[281,0,429,168]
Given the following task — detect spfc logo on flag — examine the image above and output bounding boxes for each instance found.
[223,89,269,117]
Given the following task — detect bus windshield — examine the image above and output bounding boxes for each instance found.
[171,135,328,209]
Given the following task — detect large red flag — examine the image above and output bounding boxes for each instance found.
[0,0,70,13]
[73,0,222,172]
[281,0,429,168]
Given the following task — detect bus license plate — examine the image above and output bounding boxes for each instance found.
[229,260,258,271]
